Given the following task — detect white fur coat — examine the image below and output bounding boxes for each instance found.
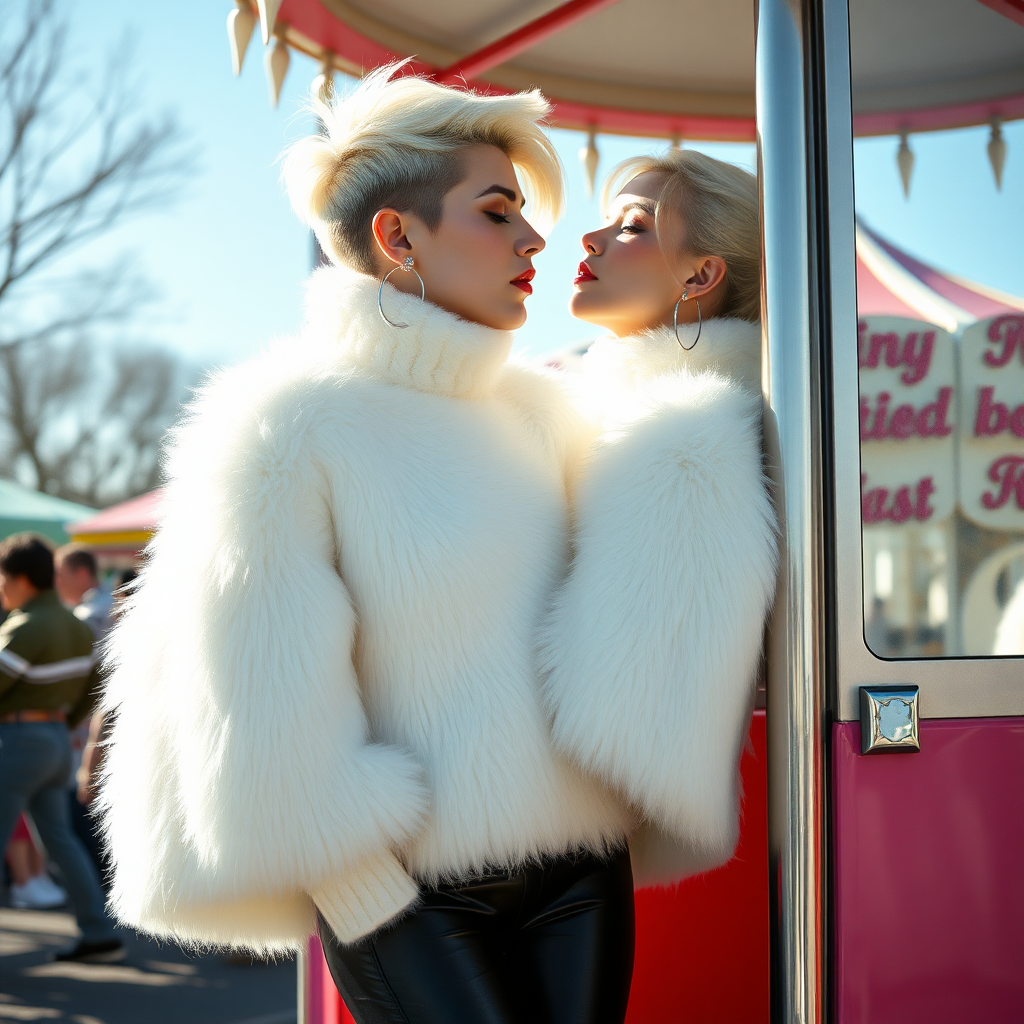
[100,267,631,953]
[542,318,778,886]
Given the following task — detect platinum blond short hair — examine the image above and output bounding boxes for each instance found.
[603,149,761,322]
[283,64,564,275]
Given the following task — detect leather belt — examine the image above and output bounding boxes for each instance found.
[0,709,67,724]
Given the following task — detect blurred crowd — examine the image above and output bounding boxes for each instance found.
[0,533,136,963]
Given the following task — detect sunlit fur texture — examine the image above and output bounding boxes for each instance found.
[98,266,629,954]
[542,319,777,887]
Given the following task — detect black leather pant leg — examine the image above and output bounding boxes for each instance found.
[516,847,635,1024]
[319,874,528,1024]
[318,848,635,1024]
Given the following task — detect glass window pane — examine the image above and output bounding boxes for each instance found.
[850,0,1024,657]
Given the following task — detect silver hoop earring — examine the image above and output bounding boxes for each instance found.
[378,256,426,329]
[673,289,702,351]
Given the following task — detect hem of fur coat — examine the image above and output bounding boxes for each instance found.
[111,889,316,956]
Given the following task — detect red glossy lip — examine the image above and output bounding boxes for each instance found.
[574,261,597,284]
[511,268,535,294]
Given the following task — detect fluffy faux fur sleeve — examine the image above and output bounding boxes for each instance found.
[541,369,777,884]
[100,361,429,951]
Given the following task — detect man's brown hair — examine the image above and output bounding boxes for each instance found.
[55,544,98,580]
[0,533,55,590]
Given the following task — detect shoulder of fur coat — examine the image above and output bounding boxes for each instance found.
[541,325,778,887]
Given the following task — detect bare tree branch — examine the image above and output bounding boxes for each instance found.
[0,0,199,506]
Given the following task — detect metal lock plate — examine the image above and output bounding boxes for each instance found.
[859,685,920,754]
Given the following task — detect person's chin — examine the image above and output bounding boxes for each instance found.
[568,291,606,326]
[474,303,526,332]
[503,304,528,330]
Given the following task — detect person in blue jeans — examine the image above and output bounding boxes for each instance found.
[0,533,122,963]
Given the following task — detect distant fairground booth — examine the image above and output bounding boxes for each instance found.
[67,490,161,573]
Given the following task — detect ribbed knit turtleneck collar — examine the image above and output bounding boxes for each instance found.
[581,319,762,393]
[301,265,514,400]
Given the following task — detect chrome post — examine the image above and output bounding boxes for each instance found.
[755,0,827,1022]
[297,944,308,1024]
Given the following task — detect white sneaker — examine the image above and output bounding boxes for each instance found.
[9,874,68,909]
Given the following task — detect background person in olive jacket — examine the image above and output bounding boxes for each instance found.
[0,533,122,963]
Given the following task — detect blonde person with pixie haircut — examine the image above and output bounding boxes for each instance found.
[98,66,636,1023]
[542,150,778,893]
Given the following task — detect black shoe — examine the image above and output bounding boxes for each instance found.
[52,938,125,963]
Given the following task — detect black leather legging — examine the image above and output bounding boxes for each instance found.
[318,847,635,1024]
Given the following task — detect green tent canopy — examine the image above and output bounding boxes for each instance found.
[0,479,95,547]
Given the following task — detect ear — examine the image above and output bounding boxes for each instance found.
[371,209,414,268]
[685,255,728,298]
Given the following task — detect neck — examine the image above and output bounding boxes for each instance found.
[303,266,514,400]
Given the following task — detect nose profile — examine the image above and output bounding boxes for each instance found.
[517,222,545,257]
[581,229,602,255]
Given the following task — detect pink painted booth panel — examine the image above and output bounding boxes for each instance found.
[308,712,771,1023]
[833,717,1024,1024]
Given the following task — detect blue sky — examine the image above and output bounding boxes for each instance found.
[72,0,1024,369]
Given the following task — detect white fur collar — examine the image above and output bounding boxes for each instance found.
[581,319,762,393]
[301,265,514,400]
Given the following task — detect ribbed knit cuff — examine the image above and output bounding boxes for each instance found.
[311,851,419,945]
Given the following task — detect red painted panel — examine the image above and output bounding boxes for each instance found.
[626,710,769,1023]
[833,718,1024,1024]
[315,713,770,1024]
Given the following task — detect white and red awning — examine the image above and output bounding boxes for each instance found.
[856,222,1024,334]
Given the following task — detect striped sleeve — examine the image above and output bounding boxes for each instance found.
[0,645,94,684]
[0,626,38,697]
[0,615,88,697]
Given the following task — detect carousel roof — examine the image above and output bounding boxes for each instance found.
[235,0,1024,143]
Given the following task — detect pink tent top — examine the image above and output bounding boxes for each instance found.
[854,223,1024,330]
[68,489,164,537]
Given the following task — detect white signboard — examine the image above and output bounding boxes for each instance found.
[858,316,956,527]
[959,314,1024,530]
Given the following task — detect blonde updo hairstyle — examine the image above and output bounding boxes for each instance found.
[283,63,564,276]
[602,149,761,322]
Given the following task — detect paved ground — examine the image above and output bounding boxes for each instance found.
[0,904,297,1024]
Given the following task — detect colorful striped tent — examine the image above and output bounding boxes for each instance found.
[67,489,163,557]
[856,222,1024,332]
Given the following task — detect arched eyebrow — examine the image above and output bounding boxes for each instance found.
[621,200,656,216]
[475,185,525,208]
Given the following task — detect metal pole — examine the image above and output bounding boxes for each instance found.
[297,944,308,1024]
[755,0,827,1022]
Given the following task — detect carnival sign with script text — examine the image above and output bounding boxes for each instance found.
[858,316,956,527]
[959,314,1024,530]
